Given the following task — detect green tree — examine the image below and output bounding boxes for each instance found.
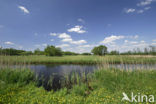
[91,45,107,56]
[44,45,62,56]
[34,48,44,55]
[109,50,119,55]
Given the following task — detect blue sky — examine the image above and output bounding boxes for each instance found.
[0,0,156,53]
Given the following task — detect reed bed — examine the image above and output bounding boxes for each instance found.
[0,55,156,65]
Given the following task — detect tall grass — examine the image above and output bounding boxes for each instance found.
[0,55,156,65]
[0,68,34,85]
[0,68,156,104]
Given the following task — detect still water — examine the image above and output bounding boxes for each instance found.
[1,64,156,90]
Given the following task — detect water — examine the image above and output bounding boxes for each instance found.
[1,64,156,91]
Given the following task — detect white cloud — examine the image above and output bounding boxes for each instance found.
[130,41,138,44]
[68,25,86,34]
[58,33,71,39]
[152,39,156,42]
[144,7,151,10]
[100,35,125,44]
[4,41,14,45]
[137,0,155,6]
[78,44,93,48]
[124,8,136,13]
[137,10,144,13]
[78,18,85,23]
[70,40,87,45]
[18,6,30,14]
[49,33,57,36]
[57,33,87,45]
[56,44,70,48]
[62,38,73,42]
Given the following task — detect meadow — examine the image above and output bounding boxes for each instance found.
[0,55,156,104]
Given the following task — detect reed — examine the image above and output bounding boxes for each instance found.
[0,55,156,65]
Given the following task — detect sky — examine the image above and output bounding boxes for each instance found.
[0,0,156,53]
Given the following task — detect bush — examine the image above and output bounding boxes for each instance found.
[44,45,62,56]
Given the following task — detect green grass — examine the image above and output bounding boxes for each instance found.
[0,68,156,104]
[0,55,156,65]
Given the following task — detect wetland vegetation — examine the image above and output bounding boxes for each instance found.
[0,45,156,104]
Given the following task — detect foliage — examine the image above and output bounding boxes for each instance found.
[109,50,119,55]
[63,51,79,55]
[0,69,34,84]
[81,53,91,55]
[0,48,26,56]
[34,48,44,55]
[91,45,107,56]
[44,45,62,56]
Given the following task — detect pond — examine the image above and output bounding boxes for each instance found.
[1,64,156,91]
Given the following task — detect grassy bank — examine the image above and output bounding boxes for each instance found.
[0,68,156,104]
[0,55,156,65]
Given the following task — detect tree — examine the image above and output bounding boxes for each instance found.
[91,45,107,56]
[44,45,62,56]
[109,50,119,55]
[63,51,79,55]
[82,53,91,55]
[34,48,44,55]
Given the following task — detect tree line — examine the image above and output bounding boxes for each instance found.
[0,45,155,56]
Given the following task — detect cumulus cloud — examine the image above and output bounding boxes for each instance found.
[152,39,156,42]
[18,6,29,14]
[100,35,124,44]
[56,44,70,48]
[70,40,87,45]
[58,33,71,39]
[137,0,155,6]
[57,33,87,45]
[78,44,94,48]
[62,38,73,42]
[68,25,86,34]
[4,41,14,45]
[49,33,57,36]
[124,8,136,13]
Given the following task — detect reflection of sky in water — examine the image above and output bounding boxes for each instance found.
[29,64,98,77]
[1,64,156,90]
